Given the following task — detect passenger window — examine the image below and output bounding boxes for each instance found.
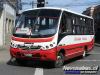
[66,17,72,34]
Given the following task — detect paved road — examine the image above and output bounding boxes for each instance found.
[0,46,100,75]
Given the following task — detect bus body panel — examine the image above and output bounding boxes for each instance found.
[10,7,94,63]
[10,34,94,61]
[10,33,58,61]
[57,35,94,60]
[10,47,57,61]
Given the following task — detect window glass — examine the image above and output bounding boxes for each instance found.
[59,12,72,34]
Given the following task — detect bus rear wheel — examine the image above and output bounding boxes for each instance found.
[54,53,64,68]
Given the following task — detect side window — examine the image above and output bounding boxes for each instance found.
[59,12,72,34]
[66,15,72,34]
[88,19,94,34]
[72,16,82,35]
[90,19,94,34]
[59,13,67,34]
[73,25,81,34]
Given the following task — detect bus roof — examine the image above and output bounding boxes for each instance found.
[22,7,93,19]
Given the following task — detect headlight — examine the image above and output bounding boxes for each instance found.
[46,46,49,49]
[40,46,46,50]
[50,44,53,47]
[41,44,54,50]
[10,42,18,48]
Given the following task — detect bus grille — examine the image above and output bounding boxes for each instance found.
[18,45,41,50]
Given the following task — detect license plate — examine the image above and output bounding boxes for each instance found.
[24,54,32,57]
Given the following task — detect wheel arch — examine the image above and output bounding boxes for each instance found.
[58,49,65,56]
[84,45,88,52]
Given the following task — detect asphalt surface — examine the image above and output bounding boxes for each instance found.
[0,46,100,75]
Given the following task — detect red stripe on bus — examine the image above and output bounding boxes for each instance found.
[12,36,54,42]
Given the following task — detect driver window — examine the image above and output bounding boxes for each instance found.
[59,13,67,34]
[59,12,72,34]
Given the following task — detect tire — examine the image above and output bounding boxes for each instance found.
[16,58,27,66]
[53,53,64,68]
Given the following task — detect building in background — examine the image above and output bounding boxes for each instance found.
[0,0,22,47]
[83,5,100,42]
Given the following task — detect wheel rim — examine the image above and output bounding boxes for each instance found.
[55,53,64,67]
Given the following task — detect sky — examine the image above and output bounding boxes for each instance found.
[22,0,100,13]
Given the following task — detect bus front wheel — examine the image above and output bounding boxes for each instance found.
[53,53,64,68]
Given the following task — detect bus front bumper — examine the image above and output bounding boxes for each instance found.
[10,47,57,61]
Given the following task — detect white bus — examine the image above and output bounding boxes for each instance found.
[10,7,94,67]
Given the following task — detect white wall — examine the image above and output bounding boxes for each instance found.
[0,11,4,46]
[4,3,16,16]
[0,3,16,46]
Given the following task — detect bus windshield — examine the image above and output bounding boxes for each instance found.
[13,9,61,38]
